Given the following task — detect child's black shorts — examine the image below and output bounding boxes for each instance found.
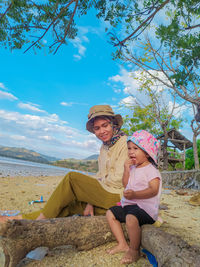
[109,204,155,226]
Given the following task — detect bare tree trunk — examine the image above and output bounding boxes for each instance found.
[163,126,169,170]
[193,134,199,170]
[0,217,200,267]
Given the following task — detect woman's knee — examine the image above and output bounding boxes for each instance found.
[68,171,84,182]
[66,171,77,182]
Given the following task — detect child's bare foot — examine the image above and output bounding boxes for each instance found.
[107,243,129,255]
[0,214,22,223]
[120,248,140,264]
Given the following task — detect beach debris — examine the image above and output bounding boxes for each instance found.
[26,247,49,260]
[175,189,188,196]
[0,210,20,216]
[0,217,200,267]
[168,214,179,218]
[159,204,168,210]
[28,196,44,205]
[35,183,46,187]
[189,192,200,206]
[153,216,163,228]
[162,189,171,194]
[142,248,158,267]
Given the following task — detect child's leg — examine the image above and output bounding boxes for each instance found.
[121,214,140,264]
[106,210,129,254]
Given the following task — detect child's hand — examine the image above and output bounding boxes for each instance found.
[123,189,135,199]
[124,159,134,170]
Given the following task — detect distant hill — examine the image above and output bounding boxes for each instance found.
[0,145,59,164]
[53,158,98,173]
[0,145,98,172]
[84,154,99,160]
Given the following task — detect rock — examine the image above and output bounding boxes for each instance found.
[189,193,200,206]
[175,189,188,195]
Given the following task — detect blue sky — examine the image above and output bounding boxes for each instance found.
[0,9,195,159]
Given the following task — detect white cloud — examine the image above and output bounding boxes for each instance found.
[39,135,53,141]
[60,101,88,107]
[168,101,191,118]
[71,139,100,152]
[73,54,82,61]
[119,96,136,107]
[18,102,45,113]
[109,68,139,95]
[60,102,73,106]
[0,82,7,90]
[11,135,26,141]
[0,109,101,158]
[109,68,171,96]
[70,34,89,60]
[0,90,18,100]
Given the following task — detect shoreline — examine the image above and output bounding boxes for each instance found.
[0,175,199,266]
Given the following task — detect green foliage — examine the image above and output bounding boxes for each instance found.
[185,139,200,169]
[122,104,161,136]
[122,102,182,137]
[121,72,183,139]
[0,0,96,53]
[1,0,200,67]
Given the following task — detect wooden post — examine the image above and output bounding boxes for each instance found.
[183,143,186,169]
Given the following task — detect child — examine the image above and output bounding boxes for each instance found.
[106,130,162,265]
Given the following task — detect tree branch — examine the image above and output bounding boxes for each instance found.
[115,0,170,46]
[23,0,76,53]
[0,2,12,21]
[185,24,200,30]
[53,0,79,54]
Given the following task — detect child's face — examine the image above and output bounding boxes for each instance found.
[127,141,149,166]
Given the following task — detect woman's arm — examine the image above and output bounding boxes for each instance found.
[123,178,160,199]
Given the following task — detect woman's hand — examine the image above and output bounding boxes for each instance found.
[83,203,94,216]
[123,189,135,200]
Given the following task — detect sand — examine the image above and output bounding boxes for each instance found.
[0,175,200,267]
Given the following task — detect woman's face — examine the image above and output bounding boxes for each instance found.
[93,118,113,142]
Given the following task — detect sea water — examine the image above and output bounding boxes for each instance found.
[0,156,71,177]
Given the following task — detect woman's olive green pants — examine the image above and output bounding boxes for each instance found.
[22,171,120,220]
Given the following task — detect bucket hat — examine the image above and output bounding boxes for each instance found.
[86,105,123,133]
[127,130,160,164]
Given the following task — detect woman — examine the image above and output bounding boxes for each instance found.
[0,105,128,221]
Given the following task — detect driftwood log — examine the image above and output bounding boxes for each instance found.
[0,216,200,267]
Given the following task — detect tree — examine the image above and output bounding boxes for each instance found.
[185,139,200,169]
[190,107,200,169]
[119,34,199,168]
[122,104,161,136]
[1,0,200,60]
[121,72,183,170]
[0,0,94,54]
[1,217,200,267]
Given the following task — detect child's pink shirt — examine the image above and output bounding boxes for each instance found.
[121,163,162,220]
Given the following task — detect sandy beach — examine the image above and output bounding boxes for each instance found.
[0,175,200,267]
